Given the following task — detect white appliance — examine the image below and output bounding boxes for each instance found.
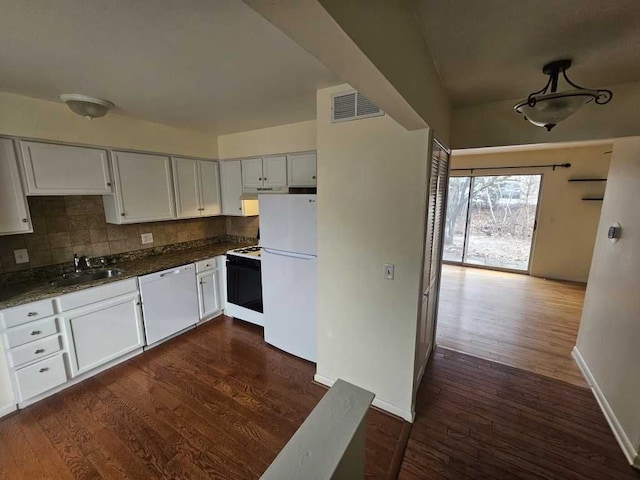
[259,194,317,362]
[139,264,199,347]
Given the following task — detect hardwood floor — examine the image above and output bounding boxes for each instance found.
[399,347,640,480]
[0,316,406,479]
[437,265,588,387]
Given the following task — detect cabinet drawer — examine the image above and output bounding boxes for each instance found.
[15,354,67,401]
[5,317,58,348]
[8,335,62,368]
[1,299,55,328]
[58,278,137,312]
[196,256,221,273]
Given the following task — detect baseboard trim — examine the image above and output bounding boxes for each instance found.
[572,346,638,467]
[0,403,17,418]
[314,374,414,422]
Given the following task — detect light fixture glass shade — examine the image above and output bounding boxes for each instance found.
[514,89,598,130]
[60,94,114,119]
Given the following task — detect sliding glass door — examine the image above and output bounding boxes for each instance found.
[443,174,542,272]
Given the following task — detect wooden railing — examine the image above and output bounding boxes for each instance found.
[261,379,375,480]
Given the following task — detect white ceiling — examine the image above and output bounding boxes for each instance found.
[0,0,340,135]
[413,0,640,107]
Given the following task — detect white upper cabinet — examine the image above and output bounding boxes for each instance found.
[241,158,264,188]
[0,139,32,236]
[287,152,317,187]
[173,158,221,219]
[173,157,200,218]
[19,141,111,195]
[241,156,287,189]
[199,160,222,216]
[219,160,259,217]
[263,155,287,188]
[103,151,176,224]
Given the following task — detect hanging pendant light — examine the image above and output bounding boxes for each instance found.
[514,59,612,131]
[60,94,114,119]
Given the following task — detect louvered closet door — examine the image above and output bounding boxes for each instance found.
[430,152,450,285]
[422,153,440,292]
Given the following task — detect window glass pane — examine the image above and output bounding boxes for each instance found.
[464,175,542,271]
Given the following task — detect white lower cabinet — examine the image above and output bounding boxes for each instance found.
[63,292,144,377]
[196,256,225,322]
[14,354,67,402]
[1,278,143,407]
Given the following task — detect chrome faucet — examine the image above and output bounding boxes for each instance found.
[73,254,91,272]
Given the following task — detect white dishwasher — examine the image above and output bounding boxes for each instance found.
[139,264,199,347]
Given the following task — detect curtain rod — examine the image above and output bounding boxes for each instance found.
[451,162,571,173]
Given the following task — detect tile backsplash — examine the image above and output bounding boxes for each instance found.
[0,196,253,274]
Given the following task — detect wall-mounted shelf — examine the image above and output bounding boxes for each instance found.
[582,197,604,201]
[568,178,608,182]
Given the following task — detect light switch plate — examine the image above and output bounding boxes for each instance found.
[14,249,29,264]
[384,263,394,280]
[141,232,154,245]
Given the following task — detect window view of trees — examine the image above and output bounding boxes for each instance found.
[443,175,542,271]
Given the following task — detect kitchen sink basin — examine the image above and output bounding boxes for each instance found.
[50,269,123,287]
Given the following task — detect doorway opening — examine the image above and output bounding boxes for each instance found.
[443,174,542,272]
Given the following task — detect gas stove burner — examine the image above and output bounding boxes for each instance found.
[227,245,262,259]
[237,246,261,254]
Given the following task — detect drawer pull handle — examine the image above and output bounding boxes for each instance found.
[35,349,45,354]
[31,330,42,336]
[39,367,49,373]
[27,312,38,317]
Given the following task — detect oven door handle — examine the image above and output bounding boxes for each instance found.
[263,248,316,260]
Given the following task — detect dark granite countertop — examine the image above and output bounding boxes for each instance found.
[0,241,253,310]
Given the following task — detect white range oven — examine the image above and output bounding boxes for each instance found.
[225,246,264,327]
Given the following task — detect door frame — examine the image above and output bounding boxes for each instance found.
[443,173,544,275]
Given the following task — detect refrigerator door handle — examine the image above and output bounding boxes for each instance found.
[263,248,316,260]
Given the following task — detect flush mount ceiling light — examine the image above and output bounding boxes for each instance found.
[60,94,114,119]
[514,59,612,131]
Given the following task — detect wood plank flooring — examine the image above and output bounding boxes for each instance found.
[0,316,405,479]
[437,265,587,387]
[399,347,640,480]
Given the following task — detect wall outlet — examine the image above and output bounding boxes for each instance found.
[14,249,29,264]
[384,263,394,280]
[141,232,154,245]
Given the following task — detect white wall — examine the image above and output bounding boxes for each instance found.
[315,84,429,421]
[575,136,640,466]
[452,80,640,149]
[217,120,317,159]
[451,144,612,282]
[0,91,218,158]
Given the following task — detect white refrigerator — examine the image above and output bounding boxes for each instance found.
[259,194,317,362]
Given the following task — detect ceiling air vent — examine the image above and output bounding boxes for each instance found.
[331,91,384,123]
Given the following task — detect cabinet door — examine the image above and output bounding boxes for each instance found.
[64,293,144,376]
[197,269,221,321]
[111,151,176,223]
[220,160,243,216]
[0,139,32,235]
[287,152,317,187]
[263,155,287,188]
[173,157,201,219]
[20,141,111,195]
[241,158,264,188]
[199,161,222,217]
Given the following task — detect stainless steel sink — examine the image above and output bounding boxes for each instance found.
[50,269,123,287]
